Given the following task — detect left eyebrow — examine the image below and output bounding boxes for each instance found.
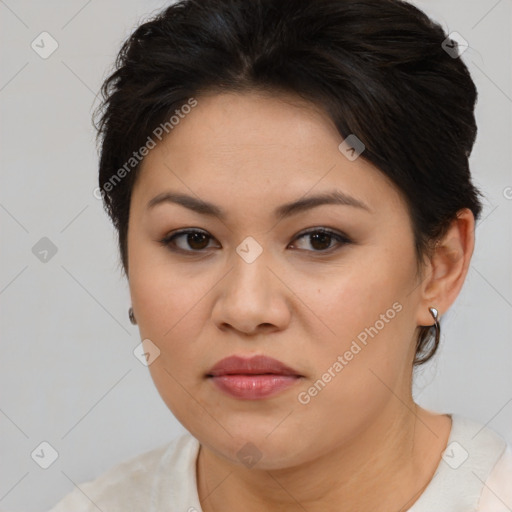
[146,189,372,220]
[274,190,372,220]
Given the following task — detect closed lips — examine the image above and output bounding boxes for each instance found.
[206,354,302,377]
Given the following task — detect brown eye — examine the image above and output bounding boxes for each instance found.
[184,232,210,250]
[290,228,351,253]
[160,229,217,253]
[160,227,351,256]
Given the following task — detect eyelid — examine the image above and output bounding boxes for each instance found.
[290,227,352,252]
[159,228,218,254]
[159,226,352,254]
[294,227,351,243]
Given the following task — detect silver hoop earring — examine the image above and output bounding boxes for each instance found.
[128,307,137,325]
[428,307,440,346]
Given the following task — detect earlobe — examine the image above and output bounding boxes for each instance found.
[129,306,137,325]
[416,208,475,326]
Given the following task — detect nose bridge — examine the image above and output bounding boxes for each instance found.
[212,235,289,333]
[229,235,272,299]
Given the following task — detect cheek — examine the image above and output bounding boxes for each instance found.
[289,269,415,450]
[128,241,211,403]
[131,271,208,377]
[128,230,207,340]
[130,265,211,430]
[308,249,413,346]
[300,248,416,395]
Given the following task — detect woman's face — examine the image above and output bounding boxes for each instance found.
[127,91,427,469]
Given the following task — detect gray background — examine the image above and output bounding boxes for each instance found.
[0,1,510,510]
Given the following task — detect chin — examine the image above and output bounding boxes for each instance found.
[198,425,315,471]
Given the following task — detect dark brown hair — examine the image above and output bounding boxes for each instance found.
[94,0,483,365]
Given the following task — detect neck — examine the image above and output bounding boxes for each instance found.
[197,403,451,512]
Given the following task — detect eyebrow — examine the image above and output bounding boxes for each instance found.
[146,189,372,220]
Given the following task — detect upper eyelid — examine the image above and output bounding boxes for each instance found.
[163,227,350,249]
[165,226,347,239]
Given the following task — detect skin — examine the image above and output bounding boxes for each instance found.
[126,91,475,511]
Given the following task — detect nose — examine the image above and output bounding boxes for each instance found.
[211,248,291,336]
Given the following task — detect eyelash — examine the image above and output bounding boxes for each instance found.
[159,227,352,255]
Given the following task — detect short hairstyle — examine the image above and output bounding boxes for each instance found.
[94,0,483,365]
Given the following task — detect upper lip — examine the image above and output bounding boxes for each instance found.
[206,355,301,377]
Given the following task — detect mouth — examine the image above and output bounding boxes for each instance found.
[206,354,303,400]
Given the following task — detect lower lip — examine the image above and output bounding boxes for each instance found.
[209,374,301,400]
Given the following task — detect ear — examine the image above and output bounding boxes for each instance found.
[415,208,475,327]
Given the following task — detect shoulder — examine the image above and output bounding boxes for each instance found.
[477,443,512,511]
[410,414,512,512]
[48,432,199,512]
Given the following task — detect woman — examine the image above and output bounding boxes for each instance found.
[50,0,512,510]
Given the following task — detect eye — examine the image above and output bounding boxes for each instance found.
[159,227,352,255]
[289,228,352,253]
[160,229,218,254]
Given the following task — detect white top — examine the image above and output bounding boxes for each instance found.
[48,414,512,511]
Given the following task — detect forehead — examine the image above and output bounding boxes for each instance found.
[131,91,406,219]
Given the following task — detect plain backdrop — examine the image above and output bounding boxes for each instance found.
[0,1,511,510]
